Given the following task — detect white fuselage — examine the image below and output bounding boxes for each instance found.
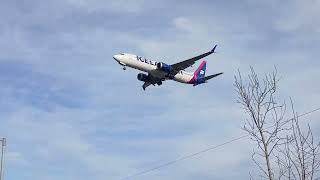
[113,53,194,84]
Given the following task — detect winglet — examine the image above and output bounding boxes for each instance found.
[211,45,217,53]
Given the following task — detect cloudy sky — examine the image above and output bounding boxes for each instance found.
[0,0,320,179]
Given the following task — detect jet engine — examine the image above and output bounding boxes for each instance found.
[137,73,149,82]
[156,62,172,73]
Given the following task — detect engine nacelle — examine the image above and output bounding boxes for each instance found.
[137,73,149,82]
[156,62,172,73]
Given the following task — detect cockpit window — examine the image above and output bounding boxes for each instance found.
[120,53,125,55]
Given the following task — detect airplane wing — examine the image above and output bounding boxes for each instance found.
[170,45,217,75]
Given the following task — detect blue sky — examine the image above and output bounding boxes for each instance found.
[0,0,320,179]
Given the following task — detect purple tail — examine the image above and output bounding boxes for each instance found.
[188,60,207,84]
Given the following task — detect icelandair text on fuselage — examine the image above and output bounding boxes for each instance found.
[136,56,158,66]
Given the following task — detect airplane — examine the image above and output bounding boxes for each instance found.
[113,45,223,90]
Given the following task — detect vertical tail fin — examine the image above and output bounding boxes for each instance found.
[194,60,206,78]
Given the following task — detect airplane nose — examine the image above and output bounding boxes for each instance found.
[113,55,120,61]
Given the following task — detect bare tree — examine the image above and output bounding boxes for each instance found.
[234,67,286,180]
[275,101,320,180]
[234,67,320,180]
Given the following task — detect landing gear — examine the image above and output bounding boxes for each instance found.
[157,81,162,86]
[118,62,126,70]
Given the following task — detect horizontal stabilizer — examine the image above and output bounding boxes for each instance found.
[204,72,223,81]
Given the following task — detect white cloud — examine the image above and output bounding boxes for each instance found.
[272,0,320,33]
[2,106,142,179]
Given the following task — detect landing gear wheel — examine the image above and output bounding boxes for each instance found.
[157,81,162,86]
[123,66,126,70]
